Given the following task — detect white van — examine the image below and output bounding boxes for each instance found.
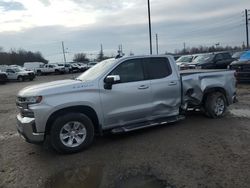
[24,62,45,72]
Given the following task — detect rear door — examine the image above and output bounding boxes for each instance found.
[214,54,228,69]
[143,57,181,118]
[222,53,234,67]
[100,58,152,128]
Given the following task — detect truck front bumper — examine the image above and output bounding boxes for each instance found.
[16,114,44,144]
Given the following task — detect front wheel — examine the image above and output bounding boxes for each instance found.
[50,113,94,154]
[204,92,227,118]
[37,71,42,76]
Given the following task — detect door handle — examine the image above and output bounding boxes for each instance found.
[138,85,149,90]
[168,81,177,86]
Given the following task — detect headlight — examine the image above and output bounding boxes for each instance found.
[17,96,43,104]
[27,96,43,103]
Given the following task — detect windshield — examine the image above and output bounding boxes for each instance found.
[193,54,214,64]
[77,58,116,81]
[13,68,22,72]
[176,56,193,63]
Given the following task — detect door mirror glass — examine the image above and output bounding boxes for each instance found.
[104,75,120,90]
[105,75,120,84]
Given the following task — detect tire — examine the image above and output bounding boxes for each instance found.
[55,70,60,74]
[204,92,227,118]
[17,76,24,82]
[50,113,94,154]
[37,71,42,76]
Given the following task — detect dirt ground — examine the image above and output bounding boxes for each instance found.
[0,74,250,188]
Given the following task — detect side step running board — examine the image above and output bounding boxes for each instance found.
[111,115,185,134]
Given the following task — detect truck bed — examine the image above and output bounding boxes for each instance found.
[180,69,236,107]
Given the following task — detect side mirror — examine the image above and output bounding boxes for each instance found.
[104,75,120,90]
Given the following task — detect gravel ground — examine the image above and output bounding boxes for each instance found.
[0,74,250,188]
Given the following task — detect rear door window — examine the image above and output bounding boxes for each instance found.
[222,53,231,59]
[215,54,224,61]
[144,57,172,80]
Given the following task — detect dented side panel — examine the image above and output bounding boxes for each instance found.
[181,70,236,106]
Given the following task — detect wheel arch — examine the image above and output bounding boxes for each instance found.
[202,87,229,105]
[45,105,101,135]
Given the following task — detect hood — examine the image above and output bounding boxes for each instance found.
[239,51,250,61]
[230,60,250,66]
[18,79,93,97]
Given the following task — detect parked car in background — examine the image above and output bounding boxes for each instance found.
[50,63,66,74]
[64,63,72,73]
[36,64,65,75]
[232,51,247,60]
[190,52,234,69]
[0,70,8,84]
[1,67,35,81]
[76,63,88,72]
[71,63,81,72]
[24,62,45,72]
[87,62,97,69]
[176,55,195,70]
[229,50,250,82]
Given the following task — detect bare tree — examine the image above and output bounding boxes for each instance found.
[73,53,89,63]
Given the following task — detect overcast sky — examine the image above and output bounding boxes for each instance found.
[0,0,249,63]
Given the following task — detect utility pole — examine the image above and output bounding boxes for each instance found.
[147,0,152,55]
[120,44,123,54]
[245,9,249,48]
[183,42,186,54]
[62,41,66,64]
[99,44,104,61]
[101,44,103,54]
[155,33,159,55]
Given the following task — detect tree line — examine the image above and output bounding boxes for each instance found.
[0,48,48,66]
[172,45,247,55]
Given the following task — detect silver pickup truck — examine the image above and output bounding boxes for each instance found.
[16,55,237,153]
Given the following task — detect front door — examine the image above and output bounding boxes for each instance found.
[100,58,152,128]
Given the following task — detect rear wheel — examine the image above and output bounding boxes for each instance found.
[50,113,94,154]
[204,92,227,118]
